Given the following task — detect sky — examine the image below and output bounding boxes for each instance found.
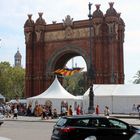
[0,0,140,84]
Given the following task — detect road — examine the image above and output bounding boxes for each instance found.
[0,121,54,140]
[0,117,140,140]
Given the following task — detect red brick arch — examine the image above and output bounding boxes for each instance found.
[47,45,88,72]
[24,5,125,97]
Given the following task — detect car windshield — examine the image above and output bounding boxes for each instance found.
[108,119,127,129]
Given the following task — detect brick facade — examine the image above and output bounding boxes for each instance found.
[24,3,125,98]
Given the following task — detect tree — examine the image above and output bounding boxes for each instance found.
[0,62,25,101]
[133,70,140,84]
[63,72,87,96]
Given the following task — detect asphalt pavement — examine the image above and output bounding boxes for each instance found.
[2,113,140,126]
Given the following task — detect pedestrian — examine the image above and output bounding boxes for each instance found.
[137,104,140,119]
[95,105,99,115]
[52,108,58,119]
[104,106,110,116]
[13,105,18,119]
[76,105,81,115]
[67,105,73,116]
[61,106,67,116]
[41,106,46,120]
[132,104,137,115]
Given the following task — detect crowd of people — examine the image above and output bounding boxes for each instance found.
[0,101,111,120]
[0,101,83,120]
[3,102,140,120]
[0,102,26,119]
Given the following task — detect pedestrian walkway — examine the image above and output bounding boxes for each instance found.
[2,114,140,126]
[3,116,58,123]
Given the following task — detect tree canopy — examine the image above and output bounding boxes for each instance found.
[133,70,140,84]
[63,72,87,96]
[0,62,25,101]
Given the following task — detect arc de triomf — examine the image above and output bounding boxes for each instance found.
[24,2,125,98]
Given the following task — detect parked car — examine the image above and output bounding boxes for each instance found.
[130,131,140,140]
[51,115,139,140]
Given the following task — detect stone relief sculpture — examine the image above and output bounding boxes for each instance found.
[115,23,118,39]
[94,24,101,36]
[62,15,73,27]
[45,28,89,42]
[107,23,115,34]
[35,31,41,42]
[25,32,31,42]
[65,27,73,39]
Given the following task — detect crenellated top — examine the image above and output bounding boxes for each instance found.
[35,12,46,25]
[92,4,104,24]
[92,4,103,18]
[105,2,118,17]
[105,2,121,23]
[24,14,34,28]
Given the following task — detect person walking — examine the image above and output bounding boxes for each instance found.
[137,104,140,119]
[95,105,99,115]
[68,105,73,116]
[104,106,110,116]
[12,105,18,119]
[76,105,81,115]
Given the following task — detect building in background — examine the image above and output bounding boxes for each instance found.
[14,48,22,67]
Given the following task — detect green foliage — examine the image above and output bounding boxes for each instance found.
[63,72,87,96]
[0,62,25,100]
[133,70,140,84]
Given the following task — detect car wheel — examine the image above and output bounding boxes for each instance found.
[84,136,97,140]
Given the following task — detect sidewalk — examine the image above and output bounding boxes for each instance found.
[3,114,140,126]
[3,116,58,123]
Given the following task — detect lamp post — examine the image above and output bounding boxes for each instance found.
[88,85,94,114]
[88,2,95,114]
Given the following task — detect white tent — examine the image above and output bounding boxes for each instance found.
[112,84,140,114]
[83,85,114,114]
[83,84,140,114]
[27,76,77,114]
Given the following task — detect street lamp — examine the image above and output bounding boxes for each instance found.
[88,2,95,114]
[88,85,94,114]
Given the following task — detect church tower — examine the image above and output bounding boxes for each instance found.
[14,48,22,67]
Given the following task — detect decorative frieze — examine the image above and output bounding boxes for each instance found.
[45,27,90,42]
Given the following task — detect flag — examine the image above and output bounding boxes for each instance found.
[54,67,84,76]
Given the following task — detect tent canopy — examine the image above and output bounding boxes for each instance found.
[83,84,140,114]
[29,76,76,100]
[27,76,77,114]
[84,84,140,97]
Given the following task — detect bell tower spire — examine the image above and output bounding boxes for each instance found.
[14,48,22,67]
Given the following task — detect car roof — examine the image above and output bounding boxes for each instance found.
[61,114,109,119]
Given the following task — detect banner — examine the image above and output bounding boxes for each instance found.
[54,67,84,76]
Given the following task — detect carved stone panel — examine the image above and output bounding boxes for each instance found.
[45,27,90,42]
